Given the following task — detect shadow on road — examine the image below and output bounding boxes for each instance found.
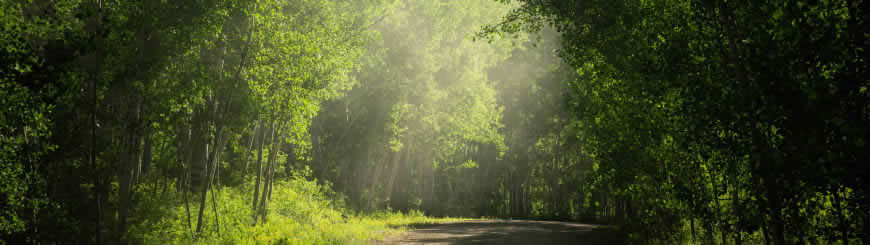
[386,220,626,244]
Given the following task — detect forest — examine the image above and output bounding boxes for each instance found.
[1,0,867,244]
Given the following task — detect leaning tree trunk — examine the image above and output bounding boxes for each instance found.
[193,131,211,236]
[258,129,280,223]
[196,106,235,236]
[252,122,274,224]
[183,166,195,240]
[207,125,231,236]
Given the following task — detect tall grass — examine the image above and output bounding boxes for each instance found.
[129,172,466,244]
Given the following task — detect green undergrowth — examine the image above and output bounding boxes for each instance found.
[130,171,468,244]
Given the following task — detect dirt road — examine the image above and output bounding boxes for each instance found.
[385,220,625,244]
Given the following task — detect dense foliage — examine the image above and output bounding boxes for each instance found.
[2,0,866,244]
[478,0,870,243]
[1,0,379,243]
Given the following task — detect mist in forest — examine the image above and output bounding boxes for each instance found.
[307,1,581,219]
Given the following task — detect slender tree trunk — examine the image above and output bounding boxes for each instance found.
[211,184,220,238]
[89,48,102,245]
[87,1,104,242]
[550,131,561,216]
[196,94,233,235]
[243,121,260,176]
[196,131,227,235]
[262,157,273,222]
[516,172,522,216]
[508,173,514,217]
[252,122,272,223]
[207,128,230,237]
[119,115,142,242]
[194,139,210,236]
[512,175,519,217]
[142,127,153,179]
[266,162,274,201]
[258,143,273,222]
[524,180,530,217]
[503,177,508,217]
[184,182,195,240]
[258,127,280,223]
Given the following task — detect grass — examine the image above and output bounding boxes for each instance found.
[129,172,470,244]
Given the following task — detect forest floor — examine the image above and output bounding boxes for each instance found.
[378,219,626,244]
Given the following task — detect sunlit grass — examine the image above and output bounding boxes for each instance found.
[130,174,470,244]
